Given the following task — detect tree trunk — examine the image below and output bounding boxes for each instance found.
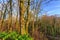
[25,0,30,34]
[19,0,26,35]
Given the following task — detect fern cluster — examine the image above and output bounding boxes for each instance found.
[0,32,33,40]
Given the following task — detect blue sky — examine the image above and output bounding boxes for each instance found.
[0,0,18,16]
[41,0,60,16]
[0,0,60,16]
